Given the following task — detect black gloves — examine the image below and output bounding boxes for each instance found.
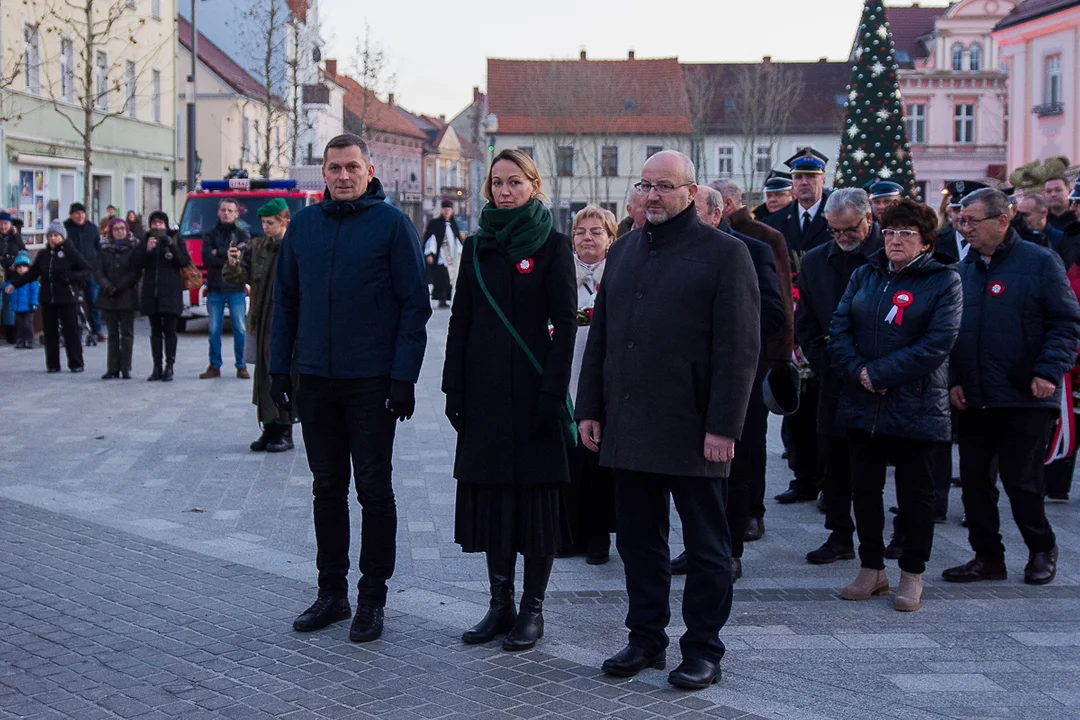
[532,392,563,437]
[387,380,415,422]
[270,374,293,412]
[444,392,463,432]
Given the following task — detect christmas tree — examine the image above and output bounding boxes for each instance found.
[836,0,916,191]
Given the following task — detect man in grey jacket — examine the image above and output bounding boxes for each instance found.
[576,151,760,690]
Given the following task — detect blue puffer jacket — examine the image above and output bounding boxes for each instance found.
[270,178,432,381]
[950,230,1080,410]
[3,279,39,315]
[829,249,962,442]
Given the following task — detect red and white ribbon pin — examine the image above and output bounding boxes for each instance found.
[884,290,914,325]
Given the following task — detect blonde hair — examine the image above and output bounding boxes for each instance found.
[483,149,548,204]
[571,205,618,241]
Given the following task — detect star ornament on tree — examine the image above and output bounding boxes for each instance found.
[876,109,890,121]
[849,89,858,103]
[878,167,894,179]
[876,25,888,39]
[847,124,860,138]
[871,61,886,77]
[853,149,868,163]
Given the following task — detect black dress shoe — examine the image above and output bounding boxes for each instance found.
[951,476,962,488]
[668,657,721,690]
[733,558,742,581]
[934,512,947,524]
[601,645,665,678]
[70,366,84,373]
[816,491,827,514]
[101,371,119,380]
[884,533,904,560]
[292,594,351,632]
[942,557,1008,583]
[47,368,61,374]
[805,540,855,565]
[743,517,764,542]
[670,551,688,575]
[121,370,131,380]
[586,551,609,565]
[349,604,384,642]
[1024,546,1057,585]
[1045,492,1069,502]
[774,487,817,504]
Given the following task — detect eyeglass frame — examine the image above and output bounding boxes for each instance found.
[828,217,868,238]
[956,213,1004,228]
[633,181,693,195]
[882,229,922,240]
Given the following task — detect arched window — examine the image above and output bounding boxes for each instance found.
[952,43,964,71]
[969,43,982,72]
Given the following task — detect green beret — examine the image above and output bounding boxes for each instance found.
[257,198,288,217]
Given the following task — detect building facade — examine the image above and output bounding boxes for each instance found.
[887,0,1015,200]
[993,0,1080,174]
[1,0,177,245]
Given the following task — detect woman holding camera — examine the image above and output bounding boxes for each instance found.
[140,210,191,382]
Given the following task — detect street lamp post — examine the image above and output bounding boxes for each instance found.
[186,0,198,190]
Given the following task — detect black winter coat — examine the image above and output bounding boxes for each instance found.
[795,226,883,436]
[11,241,90,306]
[576,204,760,478]
[202,222,250,293]
[761,192,834,272]
[139,232,191,317]
[63,218,101,263]
[935,221,966,264]
[442,228,577,486]
[0,230,25,273]
[94,241,143,311]
[951,231,1080,410]
[829,250,962,442]
[718,218,785,368]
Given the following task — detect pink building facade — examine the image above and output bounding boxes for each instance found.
[994,0,1080,174]
[887,0,1016,201]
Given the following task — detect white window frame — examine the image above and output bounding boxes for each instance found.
[645,145,663,160]
[717,146,733,176]
[1046,54,1062,105]
[242,112,251,162]
[557,145,574,177]
[905,103,927,144]
[754,146,771,174]
[123,175,137,215]
[60,38,75,103]
[125,61,137,118]
[151,0,161,18]
[141,172,165,215]
[969,43,982,72]
[951,43,964,71]
[953,103,975,144]
[601,145,618,177]
[24,24,40,94]
[151,70,161,123]
[96,52,109,111]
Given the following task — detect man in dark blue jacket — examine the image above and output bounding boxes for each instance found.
[945,188,1080,586]
[271,133,432,642]
[64,203,104,344]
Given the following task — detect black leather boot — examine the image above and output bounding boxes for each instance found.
[161,360,174,382]
[250,426,272,452]
[266,424,294,453]
[503,555,552,651]
[462,554,516,644]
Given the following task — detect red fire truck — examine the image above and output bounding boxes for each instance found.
[176,178,321,330]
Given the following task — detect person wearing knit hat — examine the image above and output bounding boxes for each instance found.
[0,209,26,344]
[2,250,39,348]
[6,218,90,371]
[64,202,105,344]
[222,197,297,452]
[95,215,142,379]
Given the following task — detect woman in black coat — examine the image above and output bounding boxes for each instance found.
[828,199,962,613]
[6,220,90,372]
[140,211,191,382]
[442,149,577,651]
[96,218,144,379]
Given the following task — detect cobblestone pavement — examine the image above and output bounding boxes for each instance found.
[1,311,1079,720]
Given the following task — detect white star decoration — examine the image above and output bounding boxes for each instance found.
[871,61,886,77]
[876,25,888,39]
[849,89,858,103]
[878,167,894,179]
[876,109,890,121]
[855,46,864,60]
[853,149,867,163]
[847,124,860,138]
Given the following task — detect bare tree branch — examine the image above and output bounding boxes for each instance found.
[731,63,802,198]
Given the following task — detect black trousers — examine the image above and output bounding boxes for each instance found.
[729,377,767,558]
[148,314,178,364]
[565,445,616,553]
[614,470,733,664]
[932,441,953,517]
[428,263,452,303]
[102,309,135,373]
[848,431,936,574]
[957,408,1057,561]
[298,375,397,606]
[822,434,856,546]
[42,303,83,371]
[1045,453,1076,498]
[787,377,822,494]
[15,311,34,346]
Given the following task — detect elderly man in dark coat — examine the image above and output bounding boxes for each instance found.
[576,151,760,691]
[945,188,1080,586]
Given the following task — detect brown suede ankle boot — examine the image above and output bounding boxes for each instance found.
[893,571,923,611]
[841,568,889,601]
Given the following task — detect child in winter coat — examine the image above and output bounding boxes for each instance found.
[2,251,39,348]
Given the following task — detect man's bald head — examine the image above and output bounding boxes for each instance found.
[639,151,698,225]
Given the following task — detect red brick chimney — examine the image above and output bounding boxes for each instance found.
[628,50,635,60]
[325,59,337,76]
[473,86,481,103]
[388,92,395,106]
[762,55,772,68]
[579,49,587,61]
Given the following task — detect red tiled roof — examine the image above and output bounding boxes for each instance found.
[885,3,950,67]
[996,0,1080,30]
[487,57,692,135]
[178,15,273,101]
[323,69,428,140]
[683,61,850,134]
[286,0,307,22]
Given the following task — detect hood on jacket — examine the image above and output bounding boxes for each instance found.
[320,177,388,217]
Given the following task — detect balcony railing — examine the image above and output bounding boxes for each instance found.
[1032,101,1064,118]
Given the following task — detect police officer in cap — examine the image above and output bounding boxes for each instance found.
[868,181,903,222]
[753,172,794,221]
[936,181,988,264]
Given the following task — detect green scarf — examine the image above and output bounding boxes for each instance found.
[476,199,552,263]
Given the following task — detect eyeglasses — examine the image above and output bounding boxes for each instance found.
[957,215,1000,228]
[883,229,921,240]
[634,182,692,195]
[573,227,608,238]
[829,220,866,238]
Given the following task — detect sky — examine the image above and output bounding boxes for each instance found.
[319,0,952,120]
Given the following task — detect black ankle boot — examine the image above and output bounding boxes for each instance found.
[463,554,517,644]
[250,426,272,452]
[266,424,294,453]
[503,555,552,651]
[161,360,174,382]
[147,365,163,381]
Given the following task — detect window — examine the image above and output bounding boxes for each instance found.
[23,24,40,94]
[126,0,136,7]
[952,43,964,71]
[754,146,771,173]
[645,145,662,159]
[601,146,618,177]
[151,70,161,122]
[60,39,74,102]
[969,43,982,72]
[1046,54,1062,105]
[242,113,251,161]
[557,146,574,177]
[717,146,733,176]
[517,146,534,159]
[125,61,136,117]
[905,103,926,144]
[953,103,974,143]
[151,0,160,18]
[96,52,109,111]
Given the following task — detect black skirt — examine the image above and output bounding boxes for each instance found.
[455,482,571,556]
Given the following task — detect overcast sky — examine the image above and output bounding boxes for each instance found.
[319,0,951,120]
